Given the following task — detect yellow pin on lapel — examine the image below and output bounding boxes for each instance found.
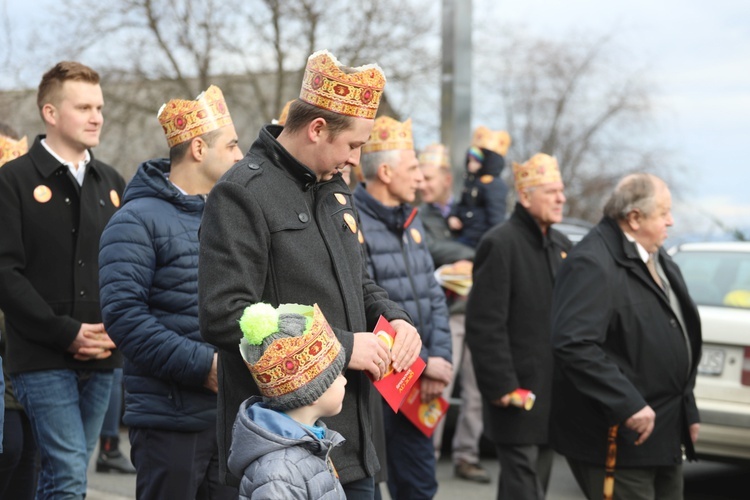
[334,193,347,205]
[410,228,422,244]
[110,190,121,208]
[33,185,52,203]
[343,213,357,233]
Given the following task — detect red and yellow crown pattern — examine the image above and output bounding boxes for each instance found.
[157,85,233,148]
[0,135,28,167]
[362,116,413,154]
[418,143,450,169]
[300,50,386,120]
[248,304,341,398]
[513,153,562,191]
[472,126,511,157]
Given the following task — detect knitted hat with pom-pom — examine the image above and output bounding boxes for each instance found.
[238,302,345,411]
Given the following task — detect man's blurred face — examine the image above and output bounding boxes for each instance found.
[315,117,373,181]
[387,149,423,204]
[201,124,242,185]
[419,164,452,205]
[520,181,566,231]
[633,182,673,253]
[48,80,104,151]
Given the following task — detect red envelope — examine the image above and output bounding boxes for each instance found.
[400,385,450,437]
[370,316,426,412]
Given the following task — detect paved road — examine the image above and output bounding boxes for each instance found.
[86,430,748,499]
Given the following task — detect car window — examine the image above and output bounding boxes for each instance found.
[672,250,750,309]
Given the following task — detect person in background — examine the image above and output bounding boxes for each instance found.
[0,123,38,499]
[229,302,348,499]
[447,126,511,248]
[197,50,422,499]
[0,61,125,498]
[99,85,241,499]
[418,143,489,484]
[355,116,452,499]
[550,173,701,500]
[466,153,571,499]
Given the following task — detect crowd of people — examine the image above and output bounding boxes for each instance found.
[0,48,701,500]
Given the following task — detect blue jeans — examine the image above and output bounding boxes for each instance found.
[100,368,123,438]
[12,369,114,500]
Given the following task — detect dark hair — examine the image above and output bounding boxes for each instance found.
[168,128,222,163]
[283,99,354,138]
[37,61,100,114]
[0,122,20,140]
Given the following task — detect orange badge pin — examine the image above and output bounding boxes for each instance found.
[358,229,365,244]
[110,190,120,208]
[33,185,52,203]
[561,251,567,259]
[480,175,494,184]
[343,213,357,233]
[410,228,422,244]
[335,193,347,205]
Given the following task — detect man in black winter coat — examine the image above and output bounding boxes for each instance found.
[550,173,701,500]
[197,50,422,497]
[466,153,571,500]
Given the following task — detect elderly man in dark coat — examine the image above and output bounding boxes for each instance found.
[466,153,571,499]
[550,173,701,500]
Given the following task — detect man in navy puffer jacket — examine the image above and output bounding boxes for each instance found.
[354,116,452,500]
[98,86,242,500]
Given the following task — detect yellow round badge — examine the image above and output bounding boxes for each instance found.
[480,175,494,184]
[343,213,357,233]
[410,228,422,244]
[561,251,567,259]
[110,190,121,208]
[334,193,347,205]
[358,229,365,244]
[33,185,52,203]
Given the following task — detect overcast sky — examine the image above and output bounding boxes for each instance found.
[488,0,750,238]
[3,0,748,238]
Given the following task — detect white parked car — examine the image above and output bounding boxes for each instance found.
[669,241,750,462]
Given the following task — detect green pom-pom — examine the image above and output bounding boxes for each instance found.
[239,303,279,345]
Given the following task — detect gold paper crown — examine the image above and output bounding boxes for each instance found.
[472,126,511,157]
[362,116,413,154]
[275,99,295,125]
[299,50,386,119]
[0,135,28,167]
[513,153,562,191]
[418,143,450,169]
[157,85,233,148]
[247,304,342,400]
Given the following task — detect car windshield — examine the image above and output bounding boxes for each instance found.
[672,250,750,309]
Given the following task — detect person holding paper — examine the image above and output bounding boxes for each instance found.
[198,50,422,499]
[354,116,452,500]
[465,153,571,499]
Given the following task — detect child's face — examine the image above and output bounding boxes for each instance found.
[467,157,482,173]
[317,374,347,417]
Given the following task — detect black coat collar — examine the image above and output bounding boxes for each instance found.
[28,135,101,181]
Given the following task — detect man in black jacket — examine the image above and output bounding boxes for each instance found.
[0,61,125,498]
[550,173,701,500]
[466,153,571,499]
[198,50,422,498]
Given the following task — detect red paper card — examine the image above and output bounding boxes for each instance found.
[400,385,450,437]
[371,316,426,412]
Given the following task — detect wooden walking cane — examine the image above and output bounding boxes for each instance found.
[603,425,619,500]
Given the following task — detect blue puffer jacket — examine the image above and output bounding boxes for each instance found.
[99,159,216,431]
[353,185,451,363]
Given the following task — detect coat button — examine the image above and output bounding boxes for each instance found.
[298,213,309,223]
[466,211,474,218]
[248,163,259,170]
[670,318,678,328]
[99,199,105,206]
[78,260,84,267]
[71,228,77,234]
[79,290,86,297]
[65,197,71,205]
